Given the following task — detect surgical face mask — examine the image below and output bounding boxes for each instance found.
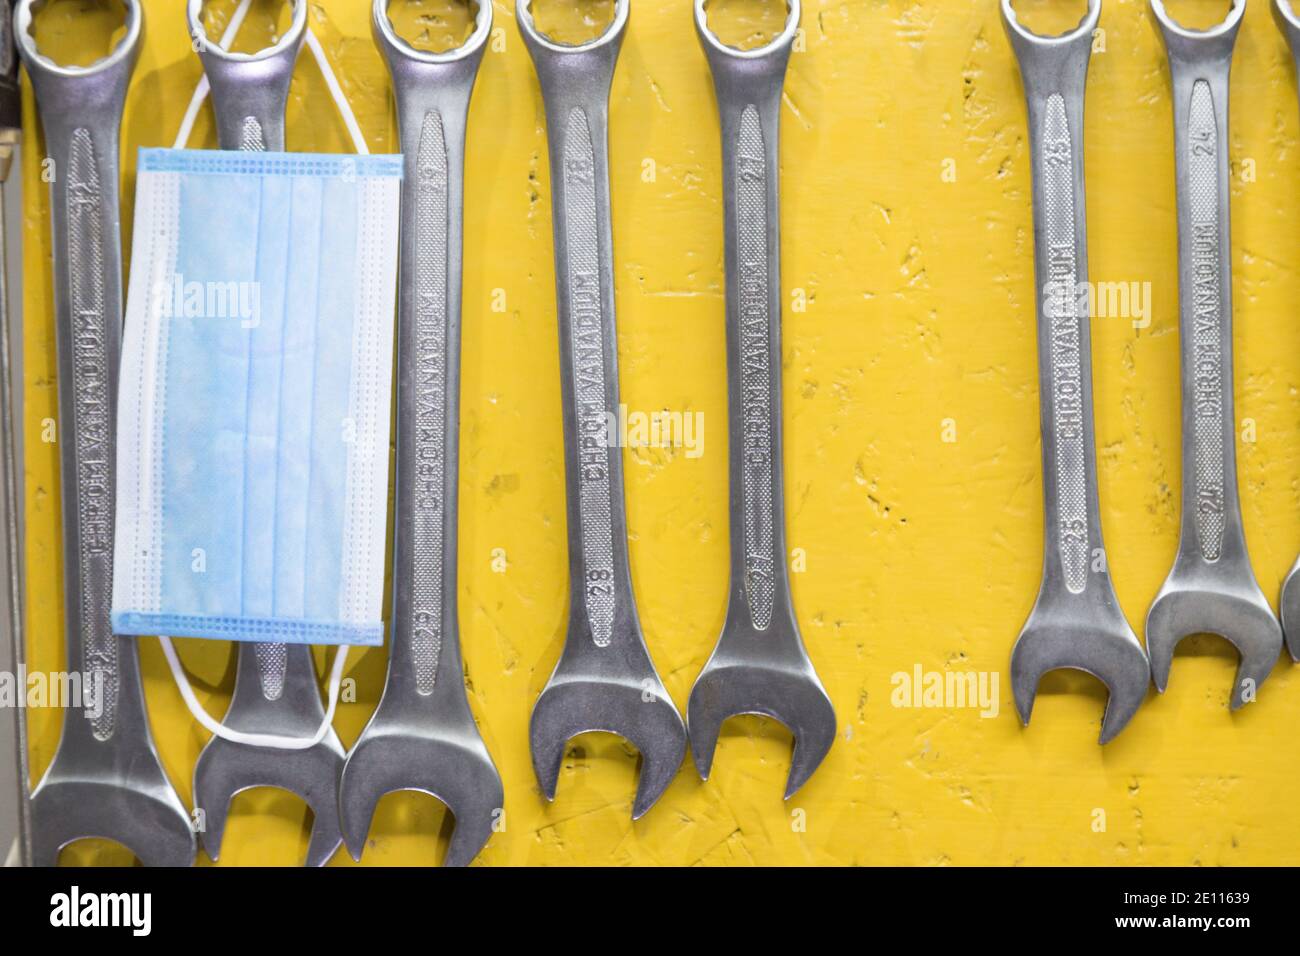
[110,148,401,648]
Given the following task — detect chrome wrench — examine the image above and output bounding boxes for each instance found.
[686,0,834,799]
[16,0,196,865]
[1274,0,1300,661]
[0,0,31,867]
[1146,0,1283,709]
[1281,0,1300,72]
[337,0,502,868]
[186,0,346,867]
[518,0,687,819]
[1002,0,1149,744]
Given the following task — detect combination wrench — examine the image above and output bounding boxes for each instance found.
[1274,0,1300,661]
[0,0,31,866]
[186,0,346,868]
[16,0,196,865]
[1145,0,1283,710]
[338,0,502,868]
[1002,0,1150,744]
[518,0,688,819]
[686,0,834,799]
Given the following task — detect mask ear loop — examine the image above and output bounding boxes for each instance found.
[156,0,372,749]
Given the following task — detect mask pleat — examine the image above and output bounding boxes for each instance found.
[302,176,359,623]
[162,171,261,618]
[240,174,289,621]
[271,175,325,622]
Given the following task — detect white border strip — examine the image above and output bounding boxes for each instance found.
[338,176,399,627]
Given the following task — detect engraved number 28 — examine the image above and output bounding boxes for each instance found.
[587,568,612,597]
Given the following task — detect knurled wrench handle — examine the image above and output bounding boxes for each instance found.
[16,2,143,744]
[1004,1,1107,601]
[373,3,488,702]
[191,2,310,709]
[519,3,635,654]
[188,0,304,153]
[1152,1,1247,566]
[696,0,799,640]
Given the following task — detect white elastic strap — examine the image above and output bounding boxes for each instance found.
[159,636,348,749]
[304,28,370,155]
[159,0,373,747]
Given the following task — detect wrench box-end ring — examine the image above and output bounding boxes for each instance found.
[1150,0,1246,41]
[694,0,800,61]
[1001,0,1100,46]
[374,0,492,64]
[14,0,142,81]
[1278,0,1300,38]
[187,0,307,62]
[516,0,629,54]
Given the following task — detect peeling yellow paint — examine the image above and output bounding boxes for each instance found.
[18,0,1300,866]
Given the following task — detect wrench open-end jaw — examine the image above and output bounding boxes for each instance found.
[1274,0,1300,663]
[1283,557,1300,662]
[686,0,834,799]
[17,0,196,866]
[184,0,345,867]
[518,0,687,820]
[1002,0,1150,744]
[1144,0,1284,710]
[337,0,502,868]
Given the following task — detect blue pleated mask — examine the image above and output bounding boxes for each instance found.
[112,148,401,646]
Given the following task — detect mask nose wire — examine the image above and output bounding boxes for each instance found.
[158,0,368,749]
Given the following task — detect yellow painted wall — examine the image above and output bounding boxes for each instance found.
[18,0,1300,866]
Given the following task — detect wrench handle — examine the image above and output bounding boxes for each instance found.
[381,46,484,698]
[198,22,305,703]
[24,41,141,743]
[1006,19,1106,598]
[699,36,796,635]
[1155,16,1246,563]
[523,30,634,652]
